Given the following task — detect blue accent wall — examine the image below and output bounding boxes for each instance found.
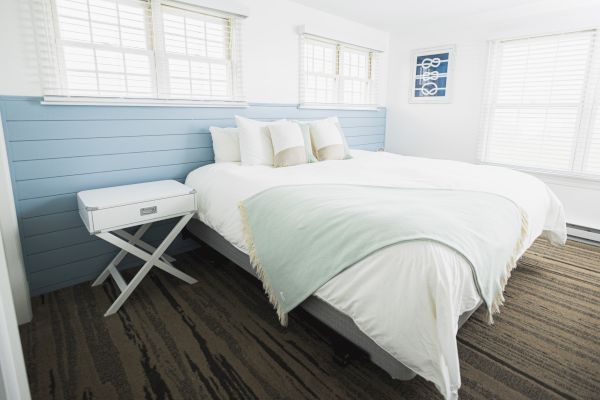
[0,96,386,296]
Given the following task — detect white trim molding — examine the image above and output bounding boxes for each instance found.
[0,112,32,325]
[0,229,31,400]
[41,96,249,108]
[568,224,600,244]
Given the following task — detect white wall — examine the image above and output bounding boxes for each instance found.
[0,0,390,105]
[385,3,600,229]
[0,231,31,400]
[0,0,41,97]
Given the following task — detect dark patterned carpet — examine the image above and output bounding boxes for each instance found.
[20,239,600,400]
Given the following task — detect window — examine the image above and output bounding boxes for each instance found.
[479,29,600,178]
[39,0,244,103]
[340,46,372,105]
[158,1,242,101]
[51,0,155,98]
[300,35,380,108]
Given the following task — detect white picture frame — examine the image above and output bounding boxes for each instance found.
[409,45,455,104]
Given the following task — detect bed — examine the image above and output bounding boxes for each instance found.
[183,149,567,399]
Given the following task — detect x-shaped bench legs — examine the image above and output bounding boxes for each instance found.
[92,213,196,316]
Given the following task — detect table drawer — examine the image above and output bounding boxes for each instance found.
[81,193,196,233]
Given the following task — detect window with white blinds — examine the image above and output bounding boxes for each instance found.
[302,39,337,104]
[50,0,154,97]
[40,0,244,103]
[158,2,237,100]
[300,35,380,108]
[340,46,373,105]
[479,29,600,178]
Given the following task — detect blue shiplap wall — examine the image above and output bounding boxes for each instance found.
[0,96,386,296]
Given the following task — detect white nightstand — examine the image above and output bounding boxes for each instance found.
[78,180,198,316]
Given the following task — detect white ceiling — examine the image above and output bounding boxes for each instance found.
[290,0,599,33]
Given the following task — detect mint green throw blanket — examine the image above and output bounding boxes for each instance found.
[239,184,528,325]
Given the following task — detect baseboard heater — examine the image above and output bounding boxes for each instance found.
[567,223,600,245]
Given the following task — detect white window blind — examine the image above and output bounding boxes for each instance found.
[340,46,374,105]
[302,39,337,104]
[300,35,380,108]
[585,64,600,174]
[480,29,600,178]
[39,0,245,104]
[49,0,154,98]
[156,1,243,102]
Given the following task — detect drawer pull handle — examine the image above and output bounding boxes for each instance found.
[140,206,157,216]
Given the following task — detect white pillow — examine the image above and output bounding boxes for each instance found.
[235,116,285,166]
[209,127,240,163]
[308,117,352,161]
[268,121,308,167]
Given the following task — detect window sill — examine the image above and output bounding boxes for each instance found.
[480,161,600,189]
[298,103,381,111]
[41,96,249,108]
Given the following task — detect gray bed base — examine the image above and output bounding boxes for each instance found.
[185,218,480,381]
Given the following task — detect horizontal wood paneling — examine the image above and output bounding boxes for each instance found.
[5,118,383,141]
[0,96,386,295]
[21,210,83,237]
[23,220,176,257]
[16,163,206,199]
[28,241,197,296]
[19,195,81,219]
[27,223,180,273]
[13,148,214,180]
[5,119,229,140]
[10,134,212,161]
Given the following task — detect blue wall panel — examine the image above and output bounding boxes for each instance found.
[0,96,386,296]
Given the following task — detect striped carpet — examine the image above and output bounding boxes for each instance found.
[19,238,600,400]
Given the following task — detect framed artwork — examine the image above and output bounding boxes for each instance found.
[409,46,455,103]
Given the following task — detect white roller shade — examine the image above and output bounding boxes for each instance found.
[480,29,600,178]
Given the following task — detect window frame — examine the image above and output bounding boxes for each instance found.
[41,0,246,107]
[478,28,600,181]
[299,34,380,110]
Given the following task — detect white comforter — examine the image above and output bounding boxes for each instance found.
[185,150,566,399]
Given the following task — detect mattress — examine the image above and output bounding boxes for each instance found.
[184,150,567,399]
[186,218,429,381]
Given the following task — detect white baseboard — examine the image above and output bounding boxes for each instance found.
[567,224,600,244]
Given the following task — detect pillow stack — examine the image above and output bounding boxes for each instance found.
[209,115,351,167]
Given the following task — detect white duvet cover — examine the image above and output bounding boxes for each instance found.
[185,150,566,399]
